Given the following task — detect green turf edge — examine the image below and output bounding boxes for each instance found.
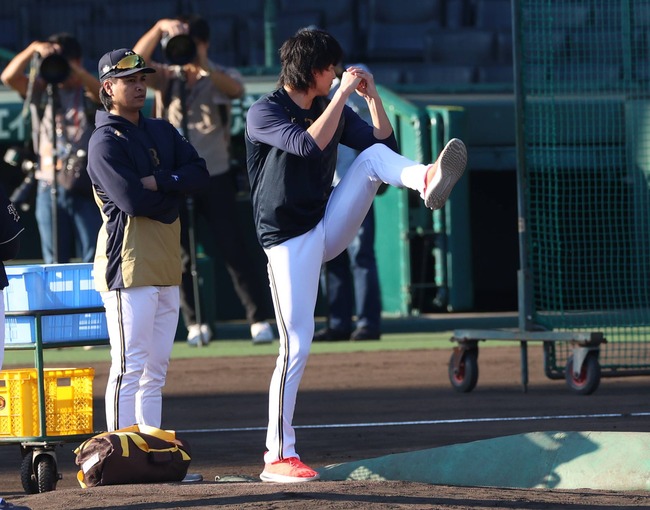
[2,332,515,367]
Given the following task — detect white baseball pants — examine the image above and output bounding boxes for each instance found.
[102,285,180,431]
[263,143,429,463]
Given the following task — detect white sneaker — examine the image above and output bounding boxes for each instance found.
[187,323,211,347]
[251,321,274,344]
[424,138,467,210]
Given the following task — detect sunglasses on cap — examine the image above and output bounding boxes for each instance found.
[103,54,146,76]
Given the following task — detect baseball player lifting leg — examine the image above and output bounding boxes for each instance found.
[245,28,467,482]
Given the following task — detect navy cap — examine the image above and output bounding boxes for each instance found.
[98,48,155,81]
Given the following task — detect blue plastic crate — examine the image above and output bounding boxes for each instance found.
[3,264,107,344]
[4,263,103,311]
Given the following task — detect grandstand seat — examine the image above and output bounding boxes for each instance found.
[192,0,268,66]
[22,2,93,41]
[97,0,179,22]
[0,2,21,17]
[444,0,471,28]
[277,11,325,37]
[328,19,361,61]
[425,29,496,66]
[78,21,157,67]
[279,0,361,59]
[366,21,442,61]
[205,15,241,67]
[189,0,264,18]
[0,17,20,52]
[365,0,443,61]
[369,0,443,24]
[366,62,406,87]
[476,65,513,84]
[244,11,324,67]
[495,30,512,65]
[403,64,476,86]
[472,0,512,31]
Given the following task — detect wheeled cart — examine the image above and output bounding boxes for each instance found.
[448,328,606,395]
[0,263,108,493]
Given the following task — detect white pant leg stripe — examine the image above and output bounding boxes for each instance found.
[267,262,289,459]
[112,289,127,431]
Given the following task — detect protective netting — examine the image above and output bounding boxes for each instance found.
[517,0,650,371]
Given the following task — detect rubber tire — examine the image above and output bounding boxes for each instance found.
[35,455,57,493]
[448,349,479,393]
[20,454,38,494]
[565,352,601,395]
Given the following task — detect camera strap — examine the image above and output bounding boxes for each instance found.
[162,75,230,139]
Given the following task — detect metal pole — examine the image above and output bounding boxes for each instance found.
[264,0,279,68]
[511,0,532,333]
[47,84,59,263]
[177,67,203,341]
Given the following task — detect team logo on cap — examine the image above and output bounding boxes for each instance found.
[102,50,136,76]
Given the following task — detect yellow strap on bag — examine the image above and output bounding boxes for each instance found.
[74,424,184,455]
[118,432,191,461]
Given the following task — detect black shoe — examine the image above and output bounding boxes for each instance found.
[313,327,350,341]
[351,327,381,341]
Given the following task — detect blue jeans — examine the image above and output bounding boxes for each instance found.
[35,181,102,263]
[321,204,382,334]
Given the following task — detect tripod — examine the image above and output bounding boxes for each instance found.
[176,66,205,346]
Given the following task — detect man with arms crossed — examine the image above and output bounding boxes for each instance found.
[88,48,209,430]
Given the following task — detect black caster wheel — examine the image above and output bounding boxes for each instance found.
[565,352,601,395]
[20,452,59,494]
[448,348,479,393]
[20,454,37,494]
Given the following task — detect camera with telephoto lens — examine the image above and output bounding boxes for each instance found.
[39,52,71,84]
[4,146,38,211]
[162,33,197,66]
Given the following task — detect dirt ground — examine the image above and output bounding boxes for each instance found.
[1,343,649,509]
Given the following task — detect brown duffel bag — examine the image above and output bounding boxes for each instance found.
[74,424,191,487]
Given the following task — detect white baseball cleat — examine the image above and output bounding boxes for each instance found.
[423,138,467,210]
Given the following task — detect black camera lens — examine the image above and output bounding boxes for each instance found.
[163,34,197,66]
[40,54,71,84]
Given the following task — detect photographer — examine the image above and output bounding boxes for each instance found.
[1,33,102,263]
[133,16,275,345]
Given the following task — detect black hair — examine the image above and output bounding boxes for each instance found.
[99,82,113,111]
[278,28,343,92]
[47,32,82,60]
